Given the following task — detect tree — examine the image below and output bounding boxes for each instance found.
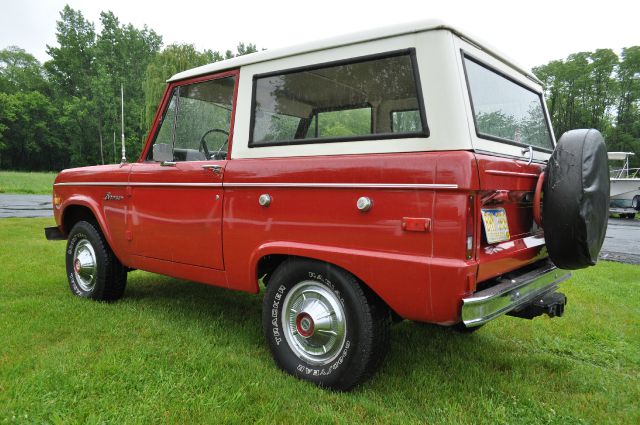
[1,4,261,170]
[616,46,640,133]
[608,46,640,162]
[0,46,49,94]
[587,49,618,131]
[534,47,639,166]
[0,91,64,170]
[94,11,162,162]
[0,48,59,170]
[45,5,96,98]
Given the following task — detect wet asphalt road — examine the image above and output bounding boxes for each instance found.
[0,194,638,264]
[599,217,640,265]
[0,194,53,218]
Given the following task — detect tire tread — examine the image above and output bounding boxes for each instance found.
[66,220,127,301]
[263,258,390,391]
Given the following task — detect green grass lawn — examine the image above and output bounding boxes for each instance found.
[0,171,57,194]
[1,218,638,424]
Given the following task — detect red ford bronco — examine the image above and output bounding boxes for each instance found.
[46,20,609,390]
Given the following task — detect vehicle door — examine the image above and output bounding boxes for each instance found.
[129,71,238,270]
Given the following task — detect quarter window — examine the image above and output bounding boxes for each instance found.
[463,55,552,150]
[250,50,427,146]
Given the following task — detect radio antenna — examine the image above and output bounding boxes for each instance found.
[120,83,127,164]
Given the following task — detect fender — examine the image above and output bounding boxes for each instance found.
[245,241,432,321]
[59,195,125,263]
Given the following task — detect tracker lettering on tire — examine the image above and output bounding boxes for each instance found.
[262,258,389,390]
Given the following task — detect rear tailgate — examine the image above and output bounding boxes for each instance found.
[474,153,547,283]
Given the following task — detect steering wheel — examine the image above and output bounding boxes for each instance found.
[199,128,229,160]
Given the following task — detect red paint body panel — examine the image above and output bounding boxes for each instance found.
[221,151,479,321]
[52,151,550,324]
[128,161,226,270]
[474,154,546,283]
[54,164,131,263]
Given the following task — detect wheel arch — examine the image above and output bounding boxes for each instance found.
[59,198,116,257]
[253,244,397,318]
[62,204,97,234]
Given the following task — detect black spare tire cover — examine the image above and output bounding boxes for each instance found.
[543,129,610,270]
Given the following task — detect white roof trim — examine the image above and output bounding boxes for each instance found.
[168,19,541,85]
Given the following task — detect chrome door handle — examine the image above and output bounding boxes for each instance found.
[161,161,177,167]
[202,164,223,173]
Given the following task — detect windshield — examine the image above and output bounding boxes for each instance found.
[464,55,553,150]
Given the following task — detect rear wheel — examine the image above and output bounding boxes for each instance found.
[262,258,389,391]
[65,220,127,301]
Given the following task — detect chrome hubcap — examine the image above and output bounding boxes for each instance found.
[73,239,97,292]
[282,281,346,365]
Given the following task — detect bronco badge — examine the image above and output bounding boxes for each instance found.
[104,192,124,201]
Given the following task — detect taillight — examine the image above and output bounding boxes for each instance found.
[466,195,475,260]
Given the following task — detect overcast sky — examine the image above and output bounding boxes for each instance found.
[1,0,638,71]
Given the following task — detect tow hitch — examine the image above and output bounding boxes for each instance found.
[507,292,567,320]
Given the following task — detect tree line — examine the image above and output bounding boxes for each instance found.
[533,47,640,165]
[0,5,256,171]
[0,6,638,171]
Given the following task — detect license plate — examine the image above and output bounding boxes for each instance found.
[481,208,510,244]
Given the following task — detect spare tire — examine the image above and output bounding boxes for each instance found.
[633,195,640,211]
[543,129,610,270]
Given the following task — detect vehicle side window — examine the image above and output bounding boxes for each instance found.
[147,76,236,161]
[463,55,552,150]
[250,49,428,147]
[153,91,178,148]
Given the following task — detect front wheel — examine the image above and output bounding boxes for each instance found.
[65,220,127,301]
[262,258,389,391]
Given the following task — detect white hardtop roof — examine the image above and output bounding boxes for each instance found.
[608,152,635,160]
[169,19,541,84]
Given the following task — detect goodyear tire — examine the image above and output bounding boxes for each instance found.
[262,258,389,391]
[543,129,610,269]
[66,220,127,301]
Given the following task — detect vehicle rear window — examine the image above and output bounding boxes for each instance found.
[250,50,428,147]
[463,55,552,150]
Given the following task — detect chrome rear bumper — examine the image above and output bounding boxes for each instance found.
[461,260,571,327]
